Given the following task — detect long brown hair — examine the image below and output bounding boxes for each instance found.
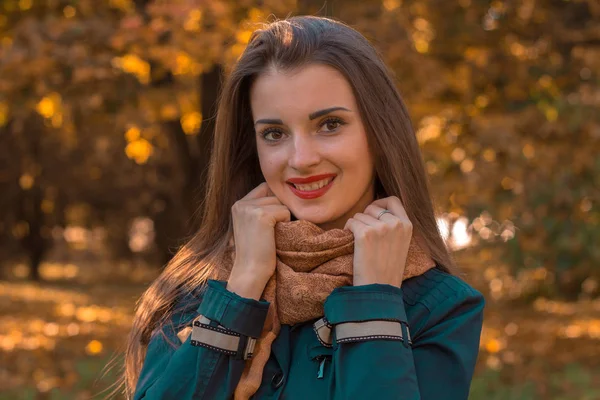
[116,15,458,399]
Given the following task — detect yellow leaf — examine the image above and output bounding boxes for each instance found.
[109,0,134,12]
[114,54,150,84]
[77,307,97,323]
[522,143,535,159]
[161,105,179,120]
[85,340,103,355]
[63,5,76,18]
[451,148,466,163]
[564,325,582,338]
[230,43,248,61]
[482,148,496,162]
[126,139,153,164]
[475,95,489,108]
[416,116,444,144]
[485,338,501,353]
[538,74,552,89]
[383,0,401,11]
[413,18,431,32]
[37,97,54,117]
[460,158,475,173]
[184,9,203,32]
[18,0,32,11]
[181,112,202,135]
[0,102,8,127]
[466,104,479,116]
[236,30,253,45]
[501,177,515,190]
[174,52,195,76]
[426,161,438,175]
[125,126,141,142]
[248,8,264,22]
[36,93,62,119]
[414,39,429,54]
[51,113,63,128]
[510,42,525,58]
[545,107,558,122]
[41,199,54,214]
[19,174,34,190]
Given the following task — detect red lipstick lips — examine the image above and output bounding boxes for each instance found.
[286,173,336,199]
[286,173,337,185]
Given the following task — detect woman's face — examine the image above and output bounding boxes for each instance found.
[249,63,376,231]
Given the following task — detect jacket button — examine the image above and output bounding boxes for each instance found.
[271,371,284,389]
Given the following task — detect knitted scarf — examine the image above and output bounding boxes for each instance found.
[179,219,437,399]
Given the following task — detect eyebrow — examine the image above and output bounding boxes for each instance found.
[254,106,352,126]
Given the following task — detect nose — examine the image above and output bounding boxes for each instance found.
[288,132,321,170]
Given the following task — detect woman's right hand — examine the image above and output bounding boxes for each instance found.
[226,182,291,300]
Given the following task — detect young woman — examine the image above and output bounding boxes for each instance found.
[125,15,485,400]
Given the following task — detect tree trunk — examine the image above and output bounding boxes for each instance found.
[192,64,223,228]
[16,116,48,281]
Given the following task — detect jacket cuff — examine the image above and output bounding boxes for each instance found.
[197,280,270,338]
[324,283,408,325]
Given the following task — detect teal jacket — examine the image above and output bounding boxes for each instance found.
[134,266,485,399]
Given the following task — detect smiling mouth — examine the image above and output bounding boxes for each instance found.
[287,177,335,191]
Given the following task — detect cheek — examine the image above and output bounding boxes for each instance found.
[257,148,286,179]
[336,132,373,169]
[342,137,375,182]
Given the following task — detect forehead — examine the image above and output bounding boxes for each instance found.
[249,64,356,118]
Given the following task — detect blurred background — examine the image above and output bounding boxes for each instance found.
[0,0,599,399]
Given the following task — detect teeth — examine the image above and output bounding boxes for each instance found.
[294,178,333,191]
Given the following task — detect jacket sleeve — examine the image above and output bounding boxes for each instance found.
[133,280,270,400]
[323,283,485,400]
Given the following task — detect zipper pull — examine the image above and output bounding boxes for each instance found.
[317,357,326,379]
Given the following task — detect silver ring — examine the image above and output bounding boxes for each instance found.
[377,209,392,220]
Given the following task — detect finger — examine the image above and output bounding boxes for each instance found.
[363,204,390,220]
[344,217,366,234]
[261,204,291,223]
[243,182,274,200]
[246,196,283,206]
[344,217,356,232]
[364,202,412,235]
[369,196,408,220]
[352,212,383,227]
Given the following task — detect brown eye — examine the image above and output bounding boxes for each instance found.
[265,131,283,140]
[320,117,345,133]
[325,121,340,131]
[261,128,285,142]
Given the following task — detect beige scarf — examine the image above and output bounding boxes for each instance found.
[179,219,437,399]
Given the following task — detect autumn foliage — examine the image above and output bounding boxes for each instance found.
[0,0,599,398]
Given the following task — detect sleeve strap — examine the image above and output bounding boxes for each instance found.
[313,317,412,347]
[190,315,257,360]
[336,319,411,345]
[313,316,333,348]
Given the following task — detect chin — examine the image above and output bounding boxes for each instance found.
[288,207,337,226]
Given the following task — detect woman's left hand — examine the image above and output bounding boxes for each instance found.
[344,196,413,288]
